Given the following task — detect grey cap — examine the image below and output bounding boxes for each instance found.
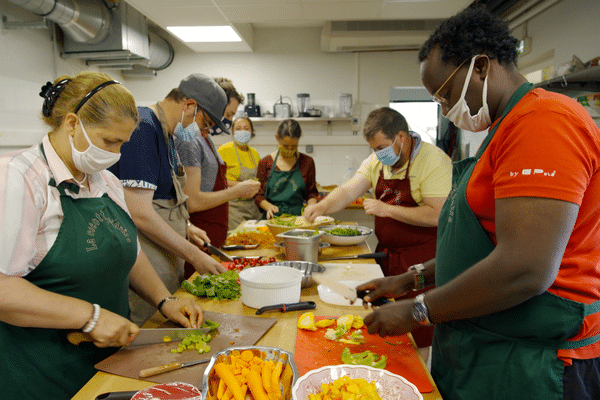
[178,73,230,134]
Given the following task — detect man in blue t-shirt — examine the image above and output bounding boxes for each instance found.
[109,73,227,325]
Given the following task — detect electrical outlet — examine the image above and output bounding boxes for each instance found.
[306,144,313,153]
[351,116,360,131]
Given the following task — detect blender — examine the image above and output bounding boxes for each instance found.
[297,93,310,117]
[244,93,261,117]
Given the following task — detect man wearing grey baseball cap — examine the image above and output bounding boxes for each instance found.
[108,73,232,325]
[175,74,260,272]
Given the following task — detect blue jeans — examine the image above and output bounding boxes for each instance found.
[563,357,600,399]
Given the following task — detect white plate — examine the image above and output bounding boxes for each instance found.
[317,280,365,306]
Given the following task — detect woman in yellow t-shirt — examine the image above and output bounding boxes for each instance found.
[218,116,262,230]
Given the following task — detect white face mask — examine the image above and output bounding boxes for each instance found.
[445,55,492,132]
[70,119,121,174]
[234,130,252,144]
[174,107,200,141]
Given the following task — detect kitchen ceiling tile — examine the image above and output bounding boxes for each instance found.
[221,3,304,22]
[379,0,473,19]
[302,1,382,21]
[144,6,229,26]
[128,0,214,9]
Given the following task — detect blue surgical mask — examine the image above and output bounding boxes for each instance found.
[375,136,403,166]
[173,107,200,141]
[234,130,252,144]
[209,118,232,136]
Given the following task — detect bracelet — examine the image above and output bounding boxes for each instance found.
[157,296,178,318]
[82,303,101,333]
[411,294,432,326]
[409,263,426,291]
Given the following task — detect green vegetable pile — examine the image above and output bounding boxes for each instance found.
[341,347,387,369]
[270,213,299,227]
[328,227,362,236]
[169,320,220,354]
[182,270,241,300]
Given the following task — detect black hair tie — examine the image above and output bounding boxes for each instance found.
[39,79,71,117]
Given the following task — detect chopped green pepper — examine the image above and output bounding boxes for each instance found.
[340,347,387,369]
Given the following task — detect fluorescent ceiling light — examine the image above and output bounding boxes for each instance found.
[166,26,242,42]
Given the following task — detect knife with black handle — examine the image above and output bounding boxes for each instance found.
[356,289,392,307]
[319,252,386,261]
[255,301,317,315]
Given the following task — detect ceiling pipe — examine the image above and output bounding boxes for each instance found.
[6,0,110,44]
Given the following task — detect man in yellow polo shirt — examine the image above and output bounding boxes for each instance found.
[304,106,452,350]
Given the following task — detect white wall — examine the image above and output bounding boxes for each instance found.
[0,0,597,183]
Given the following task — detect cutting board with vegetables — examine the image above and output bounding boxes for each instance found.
[94,311,276,386]
[294,316,433,393]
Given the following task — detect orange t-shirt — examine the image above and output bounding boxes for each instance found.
[466,88,600,363]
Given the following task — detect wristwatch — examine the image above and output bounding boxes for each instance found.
[408,263,426,291]
[411,294,432,326]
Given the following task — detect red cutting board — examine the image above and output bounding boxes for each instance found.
[294,316,433,393]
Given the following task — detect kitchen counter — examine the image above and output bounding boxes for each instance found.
[72,238,442,400]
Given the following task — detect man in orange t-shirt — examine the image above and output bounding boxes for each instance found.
[358,6,600,400]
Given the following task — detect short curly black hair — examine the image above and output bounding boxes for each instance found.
[418,5,518,67]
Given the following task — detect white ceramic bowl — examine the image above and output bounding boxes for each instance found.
[292,364,423,400]
[319,225,373,246]
[238,265,303,309]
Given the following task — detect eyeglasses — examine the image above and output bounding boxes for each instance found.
[432,58,469,105]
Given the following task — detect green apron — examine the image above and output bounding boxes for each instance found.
[433,83,600,400]
[0,144,138,399]
[262,150,306,218]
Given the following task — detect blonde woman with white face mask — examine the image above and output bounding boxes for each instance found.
[0,72,205,400]
[218,116,262,230]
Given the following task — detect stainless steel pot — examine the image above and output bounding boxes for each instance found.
[276,229,324,263]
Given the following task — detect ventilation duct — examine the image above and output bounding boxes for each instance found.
[321,19,445,53]
[7,0,111,44]
[6,0,174,71]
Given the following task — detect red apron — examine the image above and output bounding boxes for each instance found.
[185,137,229,278]
[374,143,437,347]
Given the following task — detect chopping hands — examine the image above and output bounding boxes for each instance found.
[263,202,280,220]
[84,309,140,348]
[187,224,227,275]
[356,276,419,337]
[159,298,204,329]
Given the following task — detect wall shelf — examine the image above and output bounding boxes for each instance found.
[249,117,352,122]
[249,116,354,135]
[533,65,600,98]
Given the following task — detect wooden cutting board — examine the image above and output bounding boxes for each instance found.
[294,316,433,393]
[95,311,277,386]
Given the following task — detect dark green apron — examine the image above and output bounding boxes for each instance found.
[432,83,600,400]
[0,144,138,399]
[262,150,306,218]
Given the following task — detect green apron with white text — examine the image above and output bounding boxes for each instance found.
[0,145,138,399]
[262,150,306,218]
[432,82,600,400]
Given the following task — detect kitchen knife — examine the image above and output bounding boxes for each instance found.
[311,274,358,302]
[255,301,317,315]
[67,327,214,346]
[221,244,259,250]
[206,243,235,262]
[95,391,137,400]
[356,289,392,307]
[319,252,386,261]
[138,357,211,378]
